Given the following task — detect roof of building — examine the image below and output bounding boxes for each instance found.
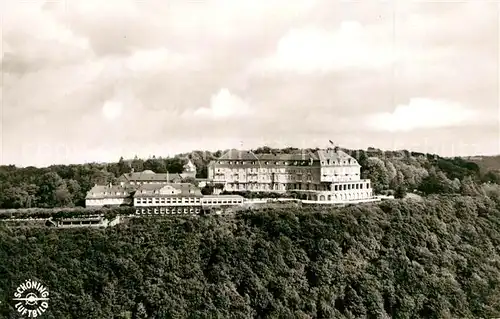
[215,149,357,166]
[202,195,244,199]
[133,183,202,198]
[118,171,184,182]
[316,149,359,165]
[183,159,196,171]
[85,184,131,199]
[217,149,318,161]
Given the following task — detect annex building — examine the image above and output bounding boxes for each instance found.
[85,158,243,213]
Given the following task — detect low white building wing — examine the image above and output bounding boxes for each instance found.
[85,184,132,207]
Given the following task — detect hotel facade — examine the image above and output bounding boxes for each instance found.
[207,148,373,202]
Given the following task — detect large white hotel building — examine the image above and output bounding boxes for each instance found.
[207,148,373,202]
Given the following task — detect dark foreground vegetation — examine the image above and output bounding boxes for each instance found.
[2,195,500,318]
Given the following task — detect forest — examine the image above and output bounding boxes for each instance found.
[0,146,496,209]
[2,148,500,317]
[2,195,500,318]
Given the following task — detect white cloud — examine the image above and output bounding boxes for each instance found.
[2,1,499,165]
[3,2,91,66]
[365,98,481,132]
[125,48,196,72]
[193,89,251,119]
[101,100,123,120]
[253,21,396,74]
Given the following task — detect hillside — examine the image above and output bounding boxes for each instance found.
[463,155,500,174]
[2,196,500,318]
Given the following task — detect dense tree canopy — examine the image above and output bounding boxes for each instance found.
[2,196,500,318]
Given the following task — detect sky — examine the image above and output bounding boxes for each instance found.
[1,0,499,167]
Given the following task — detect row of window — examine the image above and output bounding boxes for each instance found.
[216,168,314,174]
[202,199,243,205]
[90,192,127,196]
[135,197,201,204]
[217,159,355,166]
[214,169,361,179]
[136,207,201,214]
[86,199,126,204]
[128,180,178,185]
[219,160,310,166]
[333,183,370,191]
[311,192,372,201]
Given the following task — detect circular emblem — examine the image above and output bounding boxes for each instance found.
[13,279,49,318]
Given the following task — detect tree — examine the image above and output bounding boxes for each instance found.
[385,161,397,188]
[483,171,500,184]
[395,185,407,199]
[201,185,214,195]
[2,186,30,208]
[131,157,144,172]
[55,183,73,207]
[182,177,199,186]
[418,170,454,195]
[460,176,480,196]
[36,172,66,207]
[136,302,147,319]
[117,157,131,175]
[364,157,390,193]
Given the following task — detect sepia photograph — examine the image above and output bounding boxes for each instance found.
[1,0,500,318]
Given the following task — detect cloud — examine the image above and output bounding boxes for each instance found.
[192,89,252,119]
[101,100,123,120]
[365,98,482,132]
[252,21,396,74]
[125,48,198,73]
[2,1,92,71]
[1,1,499,166]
